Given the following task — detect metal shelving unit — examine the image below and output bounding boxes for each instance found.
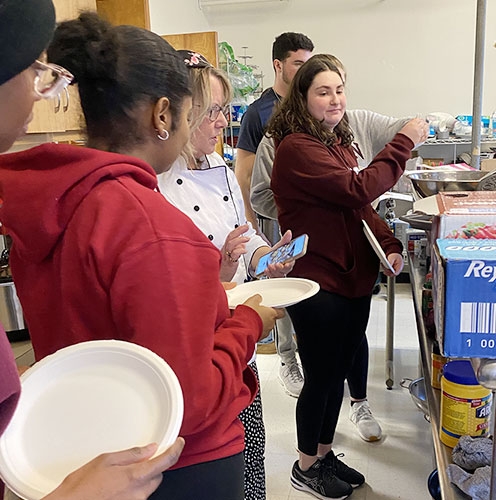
[222,46,264,168]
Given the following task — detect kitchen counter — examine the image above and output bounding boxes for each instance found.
[408,254,467,500]
[10,339,34,368]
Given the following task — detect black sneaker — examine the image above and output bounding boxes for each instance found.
[290,460,353,499]
[320,451,365,488]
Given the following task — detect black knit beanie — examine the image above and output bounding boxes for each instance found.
[0,0,56,86]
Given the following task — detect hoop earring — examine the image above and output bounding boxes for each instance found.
[157,129,169,141]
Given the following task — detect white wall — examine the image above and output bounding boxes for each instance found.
[150,0,496,118]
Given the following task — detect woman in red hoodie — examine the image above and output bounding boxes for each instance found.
[0,10,282,500]
[0,0,186,498]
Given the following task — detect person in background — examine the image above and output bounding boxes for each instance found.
[250,54,410,443]
[158,50,294,500]
[266,53,429,499]
[236,32,314,398]
[0,1,184,499]
[0,11,283,500]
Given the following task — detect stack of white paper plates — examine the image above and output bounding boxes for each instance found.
[226,277,320,309]
[0,340,183,500]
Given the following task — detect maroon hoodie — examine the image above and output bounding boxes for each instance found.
[0,143,261,469]
[272,132,410,297]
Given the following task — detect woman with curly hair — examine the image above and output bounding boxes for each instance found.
[266,54,428,499]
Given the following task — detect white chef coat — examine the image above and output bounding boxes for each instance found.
[157,152,268,285]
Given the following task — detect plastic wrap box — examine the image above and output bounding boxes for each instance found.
[432,239,496,358]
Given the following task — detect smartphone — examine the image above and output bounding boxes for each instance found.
[254,234,309,277]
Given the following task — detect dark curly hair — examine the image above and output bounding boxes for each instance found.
[47,12,191,151]
[266,54,354,148]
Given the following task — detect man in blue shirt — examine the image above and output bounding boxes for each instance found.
[235,32,313,398]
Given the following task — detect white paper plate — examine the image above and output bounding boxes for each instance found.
[0,340,183,500]
[362,219,395,273]
[226,277,320,309]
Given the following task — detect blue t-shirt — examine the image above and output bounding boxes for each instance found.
[236,88,280,153]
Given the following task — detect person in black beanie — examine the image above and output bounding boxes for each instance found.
[0,0,55,151]
[0,0,185,499]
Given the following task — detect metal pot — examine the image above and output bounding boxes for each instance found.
[0,279,25,332]
[401,377,430,419]
[405,170,489,198]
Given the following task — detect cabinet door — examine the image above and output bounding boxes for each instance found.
[55,0,96,21]
[96,0,150,29]
[163,32,219,68]
[27,0,96,134]
[27,99,66,134]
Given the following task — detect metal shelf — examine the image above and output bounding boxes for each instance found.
[199,0,287,7]
[408,254,466,500]
[423,137,496,146]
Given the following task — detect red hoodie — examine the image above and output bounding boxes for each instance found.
[0,143,261,469]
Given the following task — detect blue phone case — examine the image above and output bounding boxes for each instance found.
[255,234,308,277]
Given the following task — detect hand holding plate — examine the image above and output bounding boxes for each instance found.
[242,293,284,341]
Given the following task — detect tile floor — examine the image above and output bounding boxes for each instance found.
[257,283,436,500]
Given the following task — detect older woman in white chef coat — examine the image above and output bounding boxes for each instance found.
[157,50,293,500]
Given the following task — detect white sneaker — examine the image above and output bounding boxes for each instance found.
[349,400,382,442]
[278,361,304,398]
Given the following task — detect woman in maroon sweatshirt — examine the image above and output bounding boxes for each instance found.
[0,9,282,500]
[266,54,429,500]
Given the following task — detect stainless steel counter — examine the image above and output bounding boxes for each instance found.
[408,254,467,500]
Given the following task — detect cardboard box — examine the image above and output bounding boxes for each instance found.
[432,239,496,358]
[420,158,444,167]
[433,192,496,239]
[481,158,496,172]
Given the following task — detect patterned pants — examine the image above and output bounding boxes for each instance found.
[239,360,266,500]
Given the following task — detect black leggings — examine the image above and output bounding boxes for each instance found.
[150,452,244,500]
[347,335,369,401]
[288,290,372,456]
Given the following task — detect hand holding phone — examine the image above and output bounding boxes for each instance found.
[254,233,309,278]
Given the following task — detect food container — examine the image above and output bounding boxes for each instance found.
[431,351,447,390]
[440,360,491,447]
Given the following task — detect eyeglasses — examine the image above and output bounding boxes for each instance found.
[205,104,230,122]
[32,60,74,99]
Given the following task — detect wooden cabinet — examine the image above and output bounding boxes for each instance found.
[27,0,96,134]
[162,32,219,68]
[96,0,150,29]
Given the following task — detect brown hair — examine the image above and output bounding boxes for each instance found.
[266,54,353,148]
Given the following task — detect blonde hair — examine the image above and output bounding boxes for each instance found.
[182,66,232,165]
